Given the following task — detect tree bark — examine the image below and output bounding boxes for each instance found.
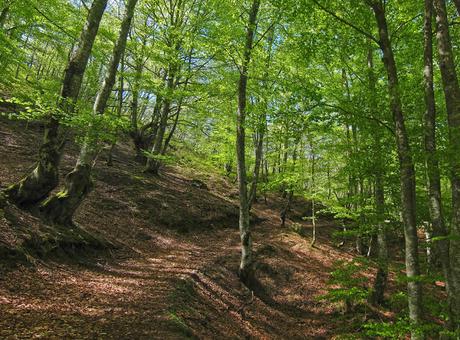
[368,1,423,335]
[4,0,108,206]
[107,53,125,166]
[433,0,460,330]
[162,47,194,156]
[40,0,138,225]
[310,140,317,247]
[145,69,174,175]
[248,130,264,208]
[367,43,389,306]
[423,1,455,327]
[248,27,274,210]
[453,0,460,16]
[236,0,260,285]
[371,163,388,305]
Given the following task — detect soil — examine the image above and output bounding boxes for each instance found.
[0,118,407,339]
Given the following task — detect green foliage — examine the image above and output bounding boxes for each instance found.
[364,317,448,339]
[1,95,61,121]
[363,318,415,339]
[142,150,177,165]
[0,0,459,334]
[319,258,370,312]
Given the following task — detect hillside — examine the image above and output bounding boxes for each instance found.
[0,118,383,339]
[3,0,460,337]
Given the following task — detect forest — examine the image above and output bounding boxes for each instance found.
[1,0,460,338]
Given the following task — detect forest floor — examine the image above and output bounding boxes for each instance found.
[0,118,397,339]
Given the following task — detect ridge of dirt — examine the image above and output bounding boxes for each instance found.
[0,118,381,339]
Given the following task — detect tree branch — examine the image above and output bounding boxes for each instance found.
[311,0,380,45]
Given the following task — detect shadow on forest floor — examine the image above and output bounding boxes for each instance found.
[0,118,392,338]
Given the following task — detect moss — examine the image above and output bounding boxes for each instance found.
[166,312,197,339]
[131,174,145,181]
[55,190,69,199]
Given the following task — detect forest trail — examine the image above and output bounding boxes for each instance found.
[1,118,361,339]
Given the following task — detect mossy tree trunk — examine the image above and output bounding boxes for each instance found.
[4,0,108,206]
[40,0,138,225]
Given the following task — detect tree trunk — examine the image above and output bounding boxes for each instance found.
[364,41,389,306]
[310,140,317,247]
[4,0,108,206]
[145,70,174,175]
[236,0,260,285]
[280,145,298,227]
[453,0,460,16]
[40,0,138,224]
[248,130,264,209]
[368,1,423,335]
[433,0,460,330]
[371,168,388,305]
[162,107,180,154]
[107,53,125,166]
[248,28,274,210]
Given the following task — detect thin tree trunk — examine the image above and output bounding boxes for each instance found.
[423,1,454,324]
[40,0,138,225]
[280,190,293,228]
[236,0,260,285]
[129,35,150,163]
[248,27,274,209]
[145,70,174,175]
[4,0,108,206]
[248,130,264,208]
[107,53,125,166]
[281,144,298,227]
[453,0,460,16]
[433,0,460,330]
[368,1,423,336]
[367,43,389,306]
[310,140,317,247]
[162,107,180,154]
[371,166,388,305]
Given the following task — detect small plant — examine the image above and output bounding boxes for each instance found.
[364,317,445,339]
[363,318,412,339]
[290,222,306,236]
[319,258,369,313]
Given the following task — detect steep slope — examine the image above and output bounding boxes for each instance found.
[0,118,375,339]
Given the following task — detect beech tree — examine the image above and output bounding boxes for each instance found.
[4,0,108,205]
[2,0,460,337]
[433,0,460,330]
[39,0,139,225]
[366,2,423,336]
[235,0,260,284]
